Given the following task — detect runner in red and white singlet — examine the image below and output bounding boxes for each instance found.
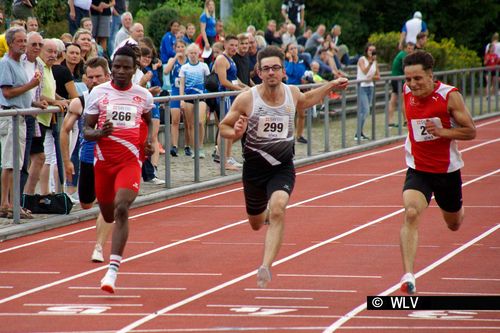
[83,44,155,294]
[399,51,476,295]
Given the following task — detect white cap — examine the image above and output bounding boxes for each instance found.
[201,48,212,58]
[414,11,422,19]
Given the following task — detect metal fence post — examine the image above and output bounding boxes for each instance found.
[163,101,171,188]
[306,107,312,156]
[341,90,347,149]
[193,99,200,182]
[323,96,330,152]
[12,115,20,223]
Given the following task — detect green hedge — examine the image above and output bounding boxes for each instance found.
[369,32,481,71]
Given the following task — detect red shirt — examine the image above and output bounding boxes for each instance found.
[403,81,464,173]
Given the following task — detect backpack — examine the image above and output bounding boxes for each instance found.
[204,71,219,93]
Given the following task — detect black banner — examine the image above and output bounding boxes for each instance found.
[367,296,500,310]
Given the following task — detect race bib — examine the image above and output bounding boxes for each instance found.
[257,116,289,139]
[411,117,442,142]
[174,77,180,88]
[106,104,137,128]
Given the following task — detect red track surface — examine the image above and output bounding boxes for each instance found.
[0,118,499,333]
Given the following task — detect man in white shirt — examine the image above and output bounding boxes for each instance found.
[68,0,92,35]
[398,11,428,50]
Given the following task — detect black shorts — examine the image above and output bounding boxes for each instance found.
[78,161,96,205]
[391,79,403,94]
[30,123,48,155]
[243,159,296,216]
[403,168,463,213]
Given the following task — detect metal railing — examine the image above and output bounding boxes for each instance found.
[1,66,498,223]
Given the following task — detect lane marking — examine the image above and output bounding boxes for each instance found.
[207,304,329,309]
[277,274,382,279]
[255,297,314,300]
[118,168,500,333]
[119,272,221,276]
[0,271,59,274]
[69,287,186,291]
[442,277,500,282]
[24,303,142,307]
[78,295,141,298]
[322,222,500,333]
[245,288,356,293]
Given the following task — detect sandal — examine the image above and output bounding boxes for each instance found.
[0,207,9,218]
[20,208,33,219]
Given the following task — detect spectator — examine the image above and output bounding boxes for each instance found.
[60,33,73,44]
[304,24,325,55]
[284,42,307,143]
[80,16,93,32]
[281,23,297,47]
[199,0,216,52]
[183,23,196,45]
[68,0,91,35]
[213,35,244,170]
[108,0,126,56]
[297,26,312,47]
[484,43,499,97]
[160,20,180,64]
[484,32,500,57]
[247,33,261,85]
[264,20,282,46]
[0,19,26,58]
[26,16,38,33]
[398,11,427,50]
[12,0,34,20]
[113,11,132,51]
[90,0,114,54]
[179,43,210,158]
[330,24,352,67]
[73,29,95,62]
[388,42,415,128]
[63,43,85,85]
[0,9,5,33]
[355,43,380,141]
[255,34,267,50]
[0,27,42,219]
[233,33,251,87]
[112,23,143,59]
[20,31,47,197]
[415,31,428,50]
[281,0,305,35]
[314,48,342,79]
[246,25,256,36]
[163,40,188,157]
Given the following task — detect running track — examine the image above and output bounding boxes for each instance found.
[0,118,499,333]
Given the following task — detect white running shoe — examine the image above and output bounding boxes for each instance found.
[147,177,165,185]
[400,272,416,294]
[101,271,117,293]
[91,244,104,263]
[257,265,272,288]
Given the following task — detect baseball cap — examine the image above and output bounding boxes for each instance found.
[414,11,422,19]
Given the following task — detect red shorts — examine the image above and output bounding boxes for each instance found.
[94,160,141,205]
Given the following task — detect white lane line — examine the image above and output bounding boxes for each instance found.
[322,222,500,333]
[118,169,500,333]
[24,303,142,307]
[78,295,141,298]
[343,244,440,248]
[442,277,500,282]
[201,242,296,246]
[245,288,356,293]
[277,274,382,279]
[418,292,500,296]
[255,296,314,300]
[118,272,221,276]
[207,304,329,309]
[0,286,13,289]
[0,145,405,255]
[0,271,59,274]
[69,287,186,291]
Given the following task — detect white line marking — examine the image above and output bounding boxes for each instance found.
[69,286,186,291]
[255,297,314,300]
[322,222,500,333]
[277,274,381,279]
[0,286,12,289]
[78,295,140,298]
[118,272,221,276]
[343,244,440,248]
[245,288,356,293]
[24,303,142,307]
[442,277,500,282]
[201,242,296,246]
[207,304,329,309]
[418,291,500,296]
[0,271,59,274]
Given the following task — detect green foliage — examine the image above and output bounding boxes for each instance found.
[145,6,179,49]
[42,20,68,39]
[225,0,270,35]
[369,32,481,71]
[368,32,400,64]
[34,0,66,26]
[129,0,166,15]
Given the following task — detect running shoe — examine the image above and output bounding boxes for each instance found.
[400,272,416,294]
[147,177,165,185]
[91,244,104,263]
[225,157,242,170]
[257,265,272,288]
[158,142,166,154]
[101,270,117,293]
[297,136,308,144]
[170,146,178,157]
[193,149,206,159]
[184,146,192,156]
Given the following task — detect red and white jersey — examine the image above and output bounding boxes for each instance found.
[403,81,464,173]
[84,81,154,165]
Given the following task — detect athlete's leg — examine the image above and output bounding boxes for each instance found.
[441,207,464,231]
[248,210,268,231]
[262,190,290,268]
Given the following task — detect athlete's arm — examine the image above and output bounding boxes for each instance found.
[296,77,349,110]
[219,90,251,141]
[141,110,155,156]
[83,115,113,141]
[425,91,476,140]
[60,98,82,182]
[214,55,241,91]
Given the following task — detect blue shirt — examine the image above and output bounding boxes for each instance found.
[200,12,216,38]
[160,32,176,64]
[0,55,31,108]
[219,54,238,92]
[285,60,306,85]
[179,61,210,95]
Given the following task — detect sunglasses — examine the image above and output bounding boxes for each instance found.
[30,42,43,47]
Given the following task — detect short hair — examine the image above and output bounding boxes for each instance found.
[84,56,110,74]
[113,42,139,67]
[186,43,200,55]
[73,29,92,43]
[27,31,42,42]
[257,45,284,68]
[416,32,427,40]
[121,11,132,21]
[237,33,248,43]
[80,17,91,28]
[5,26,26,46]
[403,50,434,71]
[140,46,152,57]
[224,35,238,43]
[174,39,187,48]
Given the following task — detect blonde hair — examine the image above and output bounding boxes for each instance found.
[204,0,216,18]
[186,42,201,55]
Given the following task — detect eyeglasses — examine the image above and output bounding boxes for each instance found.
[260,65,283,73]
[30,42,43,47]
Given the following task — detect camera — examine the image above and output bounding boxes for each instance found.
[371,50,377,56]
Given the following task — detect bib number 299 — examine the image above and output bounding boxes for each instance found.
[263,122,284,133]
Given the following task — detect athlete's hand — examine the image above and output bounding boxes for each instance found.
[425,119,443,137]
[331,77,349,91]
[100,120,113,137]
[234,115,248,137]
[144,140,154,156]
